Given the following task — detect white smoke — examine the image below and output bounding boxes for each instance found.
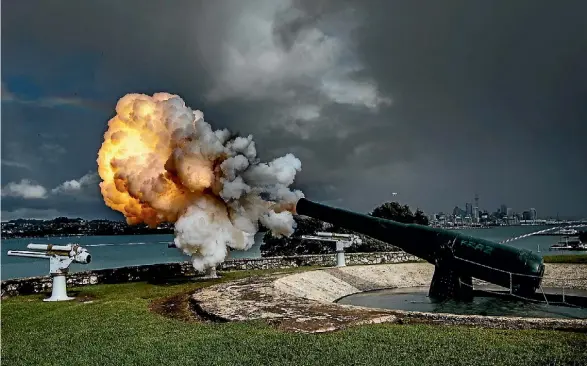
[97,92,304,272]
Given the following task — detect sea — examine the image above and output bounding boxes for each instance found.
[1,226,584,280]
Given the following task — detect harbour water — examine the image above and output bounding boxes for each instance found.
[337,286,587,319]
[1,225,584,280]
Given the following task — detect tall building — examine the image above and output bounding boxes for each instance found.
[506,207,513,217]
[465,203,473,216]
[500,204,507,215]
[530,208,537,221]
[452,206,461,216]
[473,207,479,222]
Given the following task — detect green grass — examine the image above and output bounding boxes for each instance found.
[543,254,587,264]
[2,267,587,366]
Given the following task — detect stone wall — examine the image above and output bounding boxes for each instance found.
[1,251,420,297]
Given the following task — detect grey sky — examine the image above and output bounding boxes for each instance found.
[2,0,586,220]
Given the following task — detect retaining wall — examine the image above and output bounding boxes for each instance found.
[1,251,420,297]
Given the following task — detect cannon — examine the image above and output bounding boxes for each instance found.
[7,244,91,301]
[294,198,545,300]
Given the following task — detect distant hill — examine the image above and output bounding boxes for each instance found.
[1,217,173,239]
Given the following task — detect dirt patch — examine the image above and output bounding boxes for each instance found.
[73,293,98,303]
[267,303,396,333]
[150,291,203,322]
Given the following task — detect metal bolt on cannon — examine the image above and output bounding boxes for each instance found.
[7,244,92,301]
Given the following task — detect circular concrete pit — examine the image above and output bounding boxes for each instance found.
[189,263,587,333]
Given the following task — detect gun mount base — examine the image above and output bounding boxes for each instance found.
[202,267,219,279]
[336,251,346,267]
[429,265,473,302]
[44,274,74,302]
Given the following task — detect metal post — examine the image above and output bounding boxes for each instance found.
[45,274,74,302]
[336,252,346,267]
[335,241,346,267]
[540,286,549,305]
[204,267,218,279]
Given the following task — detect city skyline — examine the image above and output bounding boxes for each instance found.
[1,194,582,222]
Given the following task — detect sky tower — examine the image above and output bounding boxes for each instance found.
[474,193,480,223]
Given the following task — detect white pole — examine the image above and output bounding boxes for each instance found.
[204,267,218,279]
[336,251,346,267]
[335,241,346,267]
[44,274,74,302]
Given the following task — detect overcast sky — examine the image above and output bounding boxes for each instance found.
[2,0,586,221]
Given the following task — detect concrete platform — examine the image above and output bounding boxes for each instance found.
[190,263,587,333]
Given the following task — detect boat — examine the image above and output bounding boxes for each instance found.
[557,236,582,245]
[556,228,579,235]
[549,243,587,251]
[549,236,587,251]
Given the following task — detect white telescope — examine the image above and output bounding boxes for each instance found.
[7,243,92,302]
[315,232,354,239]
[301,232,362,267]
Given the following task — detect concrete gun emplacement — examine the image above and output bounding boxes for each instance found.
[7,244,92,301]
[294,198,545,300]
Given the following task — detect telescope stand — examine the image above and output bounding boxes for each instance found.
[44,274,74,302]
[203,267,219,279]
[301,233,359,269]
[336,250,346,267]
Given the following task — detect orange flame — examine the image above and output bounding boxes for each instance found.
[96,94,215,227]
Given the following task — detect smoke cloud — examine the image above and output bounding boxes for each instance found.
[97,93,304,271]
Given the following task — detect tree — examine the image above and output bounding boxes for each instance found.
[370,202,429,225]
[260,200,429,257]
[414,209,429,226]
[261,216,331,256]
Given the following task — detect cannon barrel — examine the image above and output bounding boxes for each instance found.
[295,198,544,295]
[28,244,73,252]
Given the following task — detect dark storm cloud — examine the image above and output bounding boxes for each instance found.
[2,0,586,220]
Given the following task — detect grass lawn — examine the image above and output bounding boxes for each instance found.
[543,253,587,264]
[3,266,587,366]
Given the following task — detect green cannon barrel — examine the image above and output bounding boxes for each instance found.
[295,198,544,295]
